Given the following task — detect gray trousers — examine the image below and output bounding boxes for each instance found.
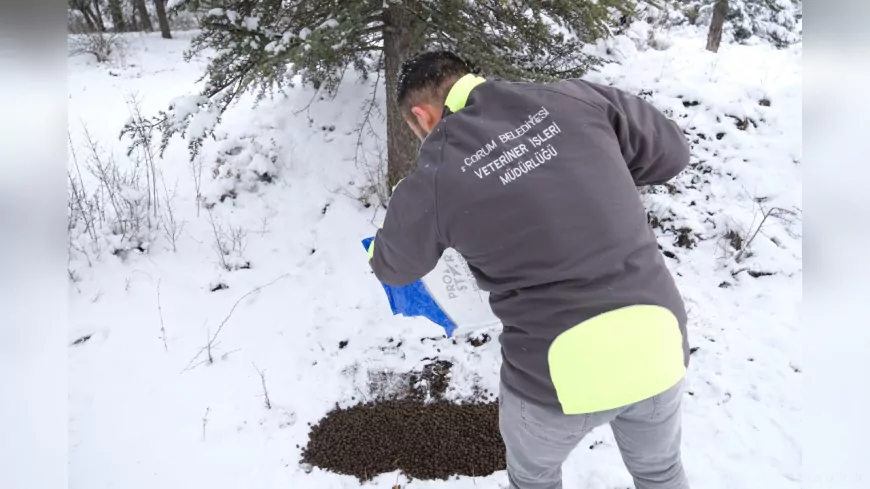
[499,379,689,489]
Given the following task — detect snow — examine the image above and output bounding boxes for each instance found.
[243,16,261,31]
[187,105,221,140]
[67,27,802,489]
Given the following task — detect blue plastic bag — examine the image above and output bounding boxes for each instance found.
[362,237,501,337]
[362,237,458,336]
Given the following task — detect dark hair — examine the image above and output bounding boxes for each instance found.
[396,50,473,118]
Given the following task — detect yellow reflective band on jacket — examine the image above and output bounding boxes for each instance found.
[366,238,375,260]
[367,222,383,260]
[547,305,686,414]
[445,74,486,113]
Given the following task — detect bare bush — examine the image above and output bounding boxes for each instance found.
[733,203,798,263]
[123,95,162,219]
[68,31,125,63]
[69,95,184,264]
[123,95,188,252]
[160,203,185,252]
[721,193,800,266]
[159,180,185,252]
[206,209,249,271]
[68,136,100,265]
[67,126,158,262]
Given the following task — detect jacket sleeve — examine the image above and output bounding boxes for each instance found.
[369,169,446,287]
[590,83,690,186]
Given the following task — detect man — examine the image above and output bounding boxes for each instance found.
[368,50,692,489]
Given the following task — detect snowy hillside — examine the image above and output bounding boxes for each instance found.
[68,25,802,489]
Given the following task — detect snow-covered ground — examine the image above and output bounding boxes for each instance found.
[68,27,802,489]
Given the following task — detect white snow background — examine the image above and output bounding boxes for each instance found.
[66,23,802,489]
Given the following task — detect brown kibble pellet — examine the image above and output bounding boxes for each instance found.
[300,399,504,481]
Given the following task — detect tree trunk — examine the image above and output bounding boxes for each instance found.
[154,0,172,39]
[130,9,140,31]
[108,0,127,32]
[134,0,153,31]
[706,0,728,53]
[81,12,96,32]
[91,0,106,31]
[76,4,97,32]
[382,2,422,194]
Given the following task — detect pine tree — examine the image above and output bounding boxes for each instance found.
[147,0,636,191]
[726,0,801,47]
[680,0,801,48]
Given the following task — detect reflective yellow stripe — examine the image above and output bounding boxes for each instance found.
[445,74,486,113]
[548,305,686,414]
[392,178,404,192]
[366,238,375,260]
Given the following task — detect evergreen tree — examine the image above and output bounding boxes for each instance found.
[726,0,801,47]
[149,0,637,191]
[679,0,801,48]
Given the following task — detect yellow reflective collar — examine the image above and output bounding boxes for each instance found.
[444,74,486,113]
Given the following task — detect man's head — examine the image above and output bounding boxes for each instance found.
[397,50,472,140]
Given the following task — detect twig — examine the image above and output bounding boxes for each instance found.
[206,328,214,364]
[221,348,242,361]
[354,51,384,171]
[180,319,210,373]
[253,363,272,410]
[207,208,230,271]
[202,407,210,441]
[208,274,291,345]
[355,387,369,403]
[159,176,185,252]
[293,86,322,116]
[157,279,168,352]
[189,154,204,217]
[181,274,293,373]
[131,269,154,280]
